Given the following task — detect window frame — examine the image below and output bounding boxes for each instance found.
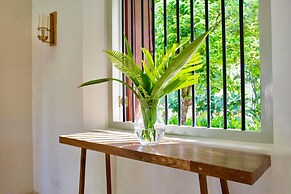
[107,0,273,143]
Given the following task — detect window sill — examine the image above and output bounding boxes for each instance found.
[109,121,273,144]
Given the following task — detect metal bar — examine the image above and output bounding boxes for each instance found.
[165,96,169,125]
[141,0,145,75]
[151,0,155,59]
[163,0,168,47]
[131,0,135,122]
[190,0,196,127]
[239,0,246,131]
[79,149,87,194]
[190,0,194,42]
[221,0,227,129]
[205,0,211,128]
[105,154,112,194]
[164,0,168,125]
[121,0,126,122]
[131,0,135,50]
[176,0,182,126]
[141,0,145,48]
[176,0,180,44]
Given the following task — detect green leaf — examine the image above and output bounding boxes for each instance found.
[174,74,200,91]
[179,64,203,74]
[184,54,203,67]
[141,73,153,95]
[124,36,134,60]
[176,80,199,91]
[159,44,177,67]
[104,50,143,87]
[155,39,190,79]
[104,50,152,99]
[160,76,187,97]
[142,60,156,84]
[154,44,177,78]
[79,77,143,100]
[159,73,200,97]
[151,31,210,99]
[141,48,154,70]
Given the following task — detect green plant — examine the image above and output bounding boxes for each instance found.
[79,32,209,141]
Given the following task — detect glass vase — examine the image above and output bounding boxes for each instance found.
[134,103,165,146]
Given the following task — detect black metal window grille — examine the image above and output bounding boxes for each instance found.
[120,0,261,131]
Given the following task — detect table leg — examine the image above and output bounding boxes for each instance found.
[79,148,87,194]
[198,174,208,194]
[220,179,229,194]
[105,153,112,194]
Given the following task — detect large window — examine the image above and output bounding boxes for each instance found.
[110,0,272,143]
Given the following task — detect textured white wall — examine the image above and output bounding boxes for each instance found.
[0,0,33,193]
[82,0,108,130]
[32,0,108,194]
[82,0,109,193]
[32,0,83,193]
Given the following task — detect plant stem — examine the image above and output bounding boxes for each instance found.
[140,99,159,141]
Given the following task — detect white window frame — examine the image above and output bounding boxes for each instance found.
[106,0,273,143]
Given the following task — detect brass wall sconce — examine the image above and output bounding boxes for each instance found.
[37,12,57,46]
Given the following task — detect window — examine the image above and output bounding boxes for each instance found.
[109,0,272,143]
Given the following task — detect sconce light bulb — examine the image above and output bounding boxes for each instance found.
[37,27,49,42]
[37,11,57,46]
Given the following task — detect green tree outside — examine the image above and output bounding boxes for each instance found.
[154,0,261,131]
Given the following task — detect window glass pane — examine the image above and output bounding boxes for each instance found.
[119,0,261,131]
[154,0,261,130]
[225,0,242,130]
[244,0,261,131]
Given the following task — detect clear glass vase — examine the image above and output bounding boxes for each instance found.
[134,103,165,146]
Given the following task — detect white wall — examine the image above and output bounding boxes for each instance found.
[82,0,110,193]
[32,0,108,194]
[0,0,33,193]
[32,0,291,194]
[32,0,82,193]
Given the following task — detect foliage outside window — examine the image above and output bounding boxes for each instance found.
[154,0,261,131]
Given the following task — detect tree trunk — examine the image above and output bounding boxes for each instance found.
[181,87,193,125]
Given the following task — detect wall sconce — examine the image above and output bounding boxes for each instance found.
[37,12,57,46]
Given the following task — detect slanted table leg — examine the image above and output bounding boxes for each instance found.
[220,179,230,194]
[199,174,208,194]
[105,153,112,194]
[79,148,87,194]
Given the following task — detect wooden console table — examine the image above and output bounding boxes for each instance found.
[59,130,271,194]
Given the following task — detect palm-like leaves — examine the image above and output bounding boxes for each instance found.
[80,31,209,105]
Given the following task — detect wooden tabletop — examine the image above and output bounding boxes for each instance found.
[59,130,271,185]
